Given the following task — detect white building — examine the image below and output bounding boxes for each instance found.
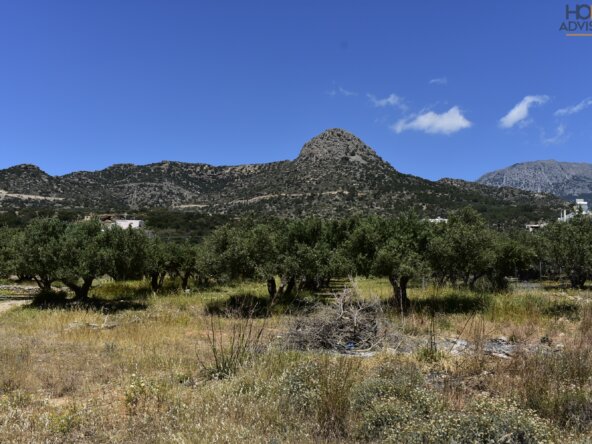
[83,213,146,230]
[525,223,547,232]
[113,219,145,229]
[558,198,590,222]
[576,199,589,213]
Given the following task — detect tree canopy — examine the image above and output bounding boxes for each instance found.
[3,208,590,305]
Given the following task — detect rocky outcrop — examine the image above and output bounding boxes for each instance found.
[478,160,592,200]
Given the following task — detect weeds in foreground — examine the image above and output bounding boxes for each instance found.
[198,313,266,380]
[498,347,592,433]
[473,304,592,434]
[316,356,360,438]
[0,278,590,442]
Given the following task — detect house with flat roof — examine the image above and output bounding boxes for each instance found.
[558,198,590,222]
[114,219,145,230]
[83,213,145,230]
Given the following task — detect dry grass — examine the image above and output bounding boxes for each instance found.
[0,277,590,442]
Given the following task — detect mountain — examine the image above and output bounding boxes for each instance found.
[478,160,592,201]
[0,129,566,222]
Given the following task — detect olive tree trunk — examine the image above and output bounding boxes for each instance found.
[389,274,410,313]
[267,277,277,298]
[278,275,296,299]
[150,272,167,293]
[33,276,53,291]
[65,276,94,301]
[569,271,587,289]
[181,271,191,291]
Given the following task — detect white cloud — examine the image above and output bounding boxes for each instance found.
[366,93,406,110]
[499,95,549,128]
[392,106,472,135]
[542,124,568,145]
[326,86,358,97]
[338,86,357,96]
[555,97,592,116]
[429,77,447,85]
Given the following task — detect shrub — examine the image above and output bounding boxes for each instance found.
[351,357,424,408]
[355,388,442,441]
[278,358,322,415]
[352,379,441,441]
[504,347,592,433]
[31,289,68,308]
[124,374,159,416]
[381,396,556,444]
[48,404,82,435]
[350,356,437,441]
[204,293,271,318]
[542,301,580,321]
[349,354,557,443]
[277,354,360,438]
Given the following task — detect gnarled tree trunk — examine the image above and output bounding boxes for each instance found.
[569,271,587,289]
[389,273,410,313]
[181,271,191,291]
[65,276,94,301]
[278,275,296,300]
[150,272,167,293]
[33,276,53,291]
[468,274,484,291]
[267,277,277,298]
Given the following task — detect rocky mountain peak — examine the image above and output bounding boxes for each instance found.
[478,160,592,199]
[0,131,568,222]
[296,128,381,164]
[6,164,47,175]
[0,164,56,196]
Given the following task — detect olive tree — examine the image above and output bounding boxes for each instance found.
[104,225,150,281]
[247,224,281,297]
[427,208,495,289]
[270,218,353,298]
[204,222,282,296]
[0,227,17,279]
[542,216,592,289]
[371,212,431,311]
[204,224,257,280]
[56,219,113,300]
[343,217,386,277]
[144,237,171,293]
[486,233,535,291]
[14,218,66,290]
[168,241,209,290]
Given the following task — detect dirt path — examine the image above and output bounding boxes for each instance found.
[0,284,37,316]
[0,298,30,316]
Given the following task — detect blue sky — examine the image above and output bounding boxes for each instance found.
[0,1,591,181]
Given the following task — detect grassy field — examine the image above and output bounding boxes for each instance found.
[0,278,591,442]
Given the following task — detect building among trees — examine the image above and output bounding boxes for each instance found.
[559,198,590,222]
[83,213,145,229]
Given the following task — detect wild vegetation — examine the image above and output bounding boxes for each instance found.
[1,209,592,442]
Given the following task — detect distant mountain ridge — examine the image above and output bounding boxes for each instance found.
[478,160,592,200]
[0,129,566,222]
